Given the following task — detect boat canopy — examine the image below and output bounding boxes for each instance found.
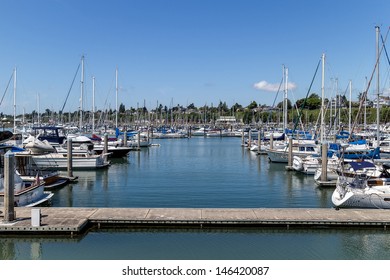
[348,161,376,171]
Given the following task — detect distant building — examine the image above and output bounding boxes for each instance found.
[215,116,242,126]
[373,96,390,107]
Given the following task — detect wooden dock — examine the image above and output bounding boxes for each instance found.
[1,207,390,236]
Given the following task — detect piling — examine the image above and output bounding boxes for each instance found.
[137,131,141,150]
[248,129,252,148]
[287,137,293,167]
[321,143,328,181]
[104,134,108,161]
[67,138,73,178]
[123,130,127,147]
[3,151,15,222]
[241,129,245,146]
[270,134,274,150]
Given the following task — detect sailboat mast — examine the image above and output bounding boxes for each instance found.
[320,53,325,143]
[376,26,380,146]
[37,93,40,126]
[283,65,288,133]
[92,76,95,133]
[13,67,16,133]
[115,67,118,128]
[364,76,367,130]
[80,55,85,130]
[349,80,352,133]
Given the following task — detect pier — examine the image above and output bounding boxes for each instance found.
[2,207,390,236]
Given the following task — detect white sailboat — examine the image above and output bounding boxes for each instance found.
[332,161,390,209]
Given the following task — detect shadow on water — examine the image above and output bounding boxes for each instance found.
[2,227,390,260]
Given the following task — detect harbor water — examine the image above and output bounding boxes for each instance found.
[1,137,390,259]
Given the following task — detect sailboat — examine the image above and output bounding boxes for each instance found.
[331,26,390,208]
[332,161,390,209]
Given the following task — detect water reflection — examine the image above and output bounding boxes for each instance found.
[2,228,390,260]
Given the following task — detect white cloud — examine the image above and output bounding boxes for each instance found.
[253,80,297,92]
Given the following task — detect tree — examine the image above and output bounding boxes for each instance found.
[232,102,243,111]
[247,101,258,110]
[295,93,321,110]
[119,103,126,113]
[187,103,197,110]
[277,99,292,110]
[217,101,229,113]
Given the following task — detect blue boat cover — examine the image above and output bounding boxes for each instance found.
[348,161,376,171]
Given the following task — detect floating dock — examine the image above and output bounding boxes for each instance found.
[1,207,390,236]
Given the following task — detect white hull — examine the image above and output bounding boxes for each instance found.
[267,149,288,163]
[0,183,53,207]
[292,156,320,175]
[267,140,319,163]
[267,150,319,163]
[332,177,390,209]
[32,153,109,169]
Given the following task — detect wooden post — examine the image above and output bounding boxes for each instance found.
[241,129,245,146]
[270,134,274,150]
[67,138,73,178]
[288,137,293,167]
[123,130,127,147]
[321,143,328,181]
[248,129,252,148]
[4,151,15,222]
[137,131,141,150]
[104,134,108,160]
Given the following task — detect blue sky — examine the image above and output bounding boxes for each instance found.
[0,0,389,115]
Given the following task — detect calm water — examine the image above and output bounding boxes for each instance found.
[1,137,390,260]
[52,137,333,208]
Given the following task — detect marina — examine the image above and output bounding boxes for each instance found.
[2,137,390,259]
[1,1,390,270]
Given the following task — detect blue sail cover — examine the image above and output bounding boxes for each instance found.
[348,161,376,171]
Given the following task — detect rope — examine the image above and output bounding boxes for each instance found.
[292,58,321,133]
[348,27,390,142]
[60,62,81,114]
[267,76,284,124]
[381,34,390,67]
[0,71,14,106]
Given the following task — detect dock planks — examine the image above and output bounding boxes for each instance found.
[1,207,390,236]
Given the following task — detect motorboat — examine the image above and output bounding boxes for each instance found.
[0,171,54,207]
[32,149,110,170]
[267,139,320,163]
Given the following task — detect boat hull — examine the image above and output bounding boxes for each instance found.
[32,154,110,170]
[332,180,390,209]
[0,183,53,207]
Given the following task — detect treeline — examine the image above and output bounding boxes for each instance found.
[1,94,389,127]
